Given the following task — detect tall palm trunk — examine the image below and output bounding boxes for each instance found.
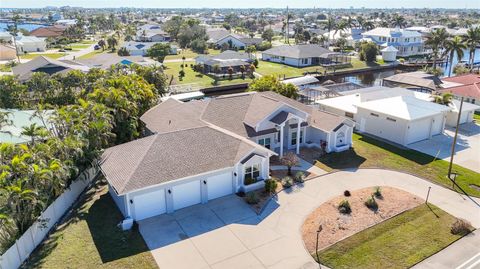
[470,48,476,71]
[449,51,454,77]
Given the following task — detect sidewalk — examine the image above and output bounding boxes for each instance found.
[271,157,327,176]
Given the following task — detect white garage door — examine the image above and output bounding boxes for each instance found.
[207,172,233,200]
[406,118,431,144]
[460,111,469,124]
[172,180,201,210]
[134,189,166,221]
[431,115,443,136]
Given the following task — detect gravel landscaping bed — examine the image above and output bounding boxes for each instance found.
[302,186,423,253]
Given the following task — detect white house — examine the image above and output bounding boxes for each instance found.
[0,31,13,43]
[262,44,348,67]
[214,34,262,50]
[317,86,458,146]
[361,27,426,57]
[123,41,176,56]
[15,35,46,53]
[100,91,354,222]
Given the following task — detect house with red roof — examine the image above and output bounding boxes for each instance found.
[441,74,480,106]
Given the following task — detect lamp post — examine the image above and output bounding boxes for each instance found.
[315,224,323,268]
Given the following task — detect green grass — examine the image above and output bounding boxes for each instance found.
[20,53,65,60]
[0,64,12,72]
[163,61,253,87]
[316,204,470,269]
[256,60,325,78]
[23,180,157,269]
[77,50,106,60]
[315,133,480,197]
[474,111,480,121]
[164,48,222,61]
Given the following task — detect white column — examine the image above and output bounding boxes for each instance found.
[279,124,284,157]
[296,118,301,154]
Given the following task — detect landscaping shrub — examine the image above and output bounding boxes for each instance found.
[338,200,351,214]
[244,176,256,185]
[344,190,351,197]
[364,196,378,211]
[373,186,382,198]
[264,178,278,194]
[282,176,294,188]
[295,171,305,183]
[451,219,473,235]
[236,191,246,197]
[245,192,259,204]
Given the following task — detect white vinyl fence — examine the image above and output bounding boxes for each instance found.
[0,166,99,269]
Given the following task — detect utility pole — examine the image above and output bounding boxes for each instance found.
[286,6,290,44]
[448,97,463,179]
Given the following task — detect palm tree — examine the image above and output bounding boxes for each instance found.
[333,19,348,41]
[326,16,336,42]
[463,27,480,71]
[7,14,21,63]
[391,14,407,28]
[433,92,453,105]
[444,36,467,77]
[425,28,449,69]
[107,36,118,51]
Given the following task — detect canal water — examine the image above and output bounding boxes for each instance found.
[440,48,480,77]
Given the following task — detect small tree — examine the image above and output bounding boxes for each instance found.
[106,36,118,51]
[98,39,106,51]
[261,28,275,42]
[213,64,221,74]
[178,69,185,81]
[117,47,130,56]
[280,152,300,176]
[249,64,256,77]
[359,42,378,62]
[253,58,259,68]
[239,65,246,78]
[147,43,171,63]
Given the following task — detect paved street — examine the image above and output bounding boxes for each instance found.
[139,169,480,269]
[408,123,480,173]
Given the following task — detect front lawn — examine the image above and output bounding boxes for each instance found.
[256,60,325,78]
[316,204,471,269]
[20,53,65,60]
[474,111,480,122]
[163,61,253,88]
[23,180,157,269]
[314,133,480,197]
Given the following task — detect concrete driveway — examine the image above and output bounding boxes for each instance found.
[408,123,480,172]
[139,169,480,269]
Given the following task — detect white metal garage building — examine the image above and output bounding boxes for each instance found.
[101,126,274,221]
[355,96,450,146]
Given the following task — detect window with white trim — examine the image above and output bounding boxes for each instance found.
[291,130,304,145]
[244,164,260,181]
[258,137,271,149]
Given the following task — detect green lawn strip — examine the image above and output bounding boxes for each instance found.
[315,133,480,197]
[317,204,469,269]
[23,180,156,269]
[77,50,105,60]
[256,60,324,77]
[474,111,480,121]
[0,64,12,72]
[20,53,65,60]
[163,61,252,87]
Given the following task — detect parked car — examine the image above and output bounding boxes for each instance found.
[94,45,100,50]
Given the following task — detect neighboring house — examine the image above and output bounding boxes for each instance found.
[15,35,47,54]
[206,28,231,43]
[215,33,262,50]
[0,31,13,43]
[12,56,90,81]
[317,86,478,146]
[77,53,159,69]
[100,91,354,221]
[262,44,349,67]
[0,44,17,61]
[361,27,426,57]
[440,74,480,106]
[122,41,176,56]
[382,71,444,93]
[322,28,364,46]
[195,50,253,74]
[29,26,65,38]
[123,42,157,56]
[54,19,77,27]
[135,26,171,42]
[0,109,53,144]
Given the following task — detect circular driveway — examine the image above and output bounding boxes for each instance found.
[139,169,480,269]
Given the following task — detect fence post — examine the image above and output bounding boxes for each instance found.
[425,186,431,204]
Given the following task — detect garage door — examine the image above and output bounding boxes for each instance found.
[460,111,469,124]
[207,172,233,200]
[431,115,443,136]
[172,180,201,210]
[134,189,166,221]
[406,118,431,144]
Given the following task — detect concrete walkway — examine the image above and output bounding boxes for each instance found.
[270,157,328,176]
[139,169,480,269]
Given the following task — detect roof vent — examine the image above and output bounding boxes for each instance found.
[168,120,171,125]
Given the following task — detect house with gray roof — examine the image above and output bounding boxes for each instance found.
[262,44,349,67]
[100,91,353,221]
[207,28,262,50]
[12,56,90,81]
[195,50,254,74]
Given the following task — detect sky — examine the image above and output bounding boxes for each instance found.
[1,0,479,9]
